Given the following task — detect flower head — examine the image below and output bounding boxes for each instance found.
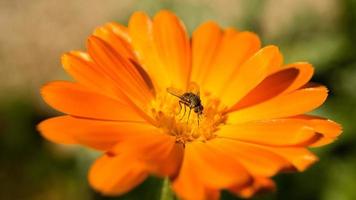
[38,10,342,199]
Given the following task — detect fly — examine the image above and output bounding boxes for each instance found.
[167,82,204,125]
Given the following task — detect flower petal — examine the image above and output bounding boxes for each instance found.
[229,177,276,198]
[229,62,314,112]
[61,51,120,98]
[190,21,223,87]
[172,148,207,200]
[128,12,170,91]
[88,154,148,196]
[93,22,136,60]
[228,85,328,124]
[218,119,320,146]
[210,138,292,176]
[37,115,155,150]
[281,62,314,93]
[290,115,342,147]
[87,36,154,107]
[153,10,191,89]
[109,133,184,177]
[194,142,252,188]
[229,67,299,111]
[220,46,283,107]
[260,146,318,171]
[37,116,76,144]
[172,142,251,200]
[41,81,146,122]
[202,31,261,95]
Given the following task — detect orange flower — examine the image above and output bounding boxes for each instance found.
[38,10,342,200]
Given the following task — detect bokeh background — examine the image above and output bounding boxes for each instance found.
[1,0,355,199]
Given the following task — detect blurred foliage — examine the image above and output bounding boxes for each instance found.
[1,0,356,199]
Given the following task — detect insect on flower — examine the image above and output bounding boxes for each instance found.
[38,9,342,200]
[166,82,204,125]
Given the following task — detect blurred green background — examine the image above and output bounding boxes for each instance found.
[1,0,355,199]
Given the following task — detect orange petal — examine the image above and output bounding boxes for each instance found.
[194,142,252,188]
[93,22,136,60]
[205,189,220,200]
[218,119,320,146]
[229,62,314,111]
[41,81,145,122]
[158,142,184,177]
[229,67,298,111]
[128,11,171,91]
[37,115,156,150]
[202,31,261,95]
[87,36,154,107]
[173,142,251,200]
[229,177,276,198]
[260,146,318,171]
[210,138,292,177]
[61,51,120,98]
[228,85,328,124]
[37,116,76,144]
[62,51,155,118]
[281,62,314,93]
[172,147,207,200]
[153,10,191,89]
[290,115,342,147]
[220,46,283,107]
[105,22,131,42]
[88,154,148,196]
[190,21,223,87]
[110,133,184,177]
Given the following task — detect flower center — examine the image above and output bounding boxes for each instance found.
[148,90,228,144]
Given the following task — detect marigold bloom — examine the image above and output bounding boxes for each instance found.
[38,10,342,200]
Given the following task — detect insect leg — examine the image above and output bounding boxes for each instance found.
[187,107,192,123]
[179,101,186,120]
[177,101,183,115]
[197,113,200,127]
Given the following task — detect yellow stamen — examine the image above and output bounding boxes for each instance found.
[149,90,227,144]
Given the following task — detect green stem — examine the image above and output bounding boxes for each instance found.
[160,177,175,200]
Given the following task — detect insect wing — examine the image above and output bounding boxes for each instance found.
[166,87,185,99]
[187,82,200,96]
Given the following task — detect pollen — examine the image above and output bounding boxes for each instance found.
[149,91,228,144]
